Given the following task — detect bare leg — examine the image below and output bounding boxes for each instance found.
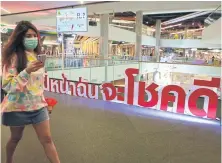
[33,120,60,163]
[6,126,25,163]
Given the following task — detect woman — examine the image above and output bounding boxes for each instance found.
[1,21,60,163]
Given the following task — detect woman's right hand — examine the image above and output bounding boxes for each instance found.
[26,61,44,74]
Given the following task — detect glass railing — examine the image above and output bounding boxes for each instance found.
[45,56,140,71]
[45,54,221,71]
[160,56,221,67]
[160,34,202,40]
[204,5,221,27]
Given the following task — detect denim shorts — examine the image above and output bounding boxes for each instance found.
[2,107,49,127]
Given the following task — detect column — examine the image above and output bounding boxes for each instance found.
[61,33,65,71]
[135,11,143,81]
[183,49,186,57]
[99,13,109,82]
[148,48,151,56]
[184,26,188,39]
[108,41,112,56]
[155,19,161,62]
[135,11,143,61]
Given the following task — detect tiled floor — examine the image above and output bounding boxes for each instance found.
[1,92,221,163]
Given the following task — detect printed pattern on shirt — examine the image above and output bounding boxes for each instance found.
[1,52,48,112]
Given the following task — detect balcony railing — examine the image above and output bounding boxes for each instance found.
[45,54,221,71]
[160,33,202,40]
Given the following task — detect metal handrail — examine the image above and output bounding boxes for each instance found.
[204,5,221,26]
[207,5,221,20]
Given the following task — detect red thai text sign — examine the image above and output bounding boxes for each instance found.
[44,68,221,120]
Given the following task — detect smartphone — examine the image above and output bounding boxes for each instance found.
[37,54,47,64]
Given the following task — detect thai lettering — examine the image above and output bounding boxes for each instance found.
[44,73,50,91]
[117,87,125,101]
[75,78,99,99]
[194,78,220,88]
[187,78,219,119]
[160,85,186,114]
[51,79,59,93]
[100,83,117,101]
[58,74,68,94]
[125,68,139,105]
[87,84,99,99]
[76,77,88,98]
[138,82,159,108]
[67,81,77,96]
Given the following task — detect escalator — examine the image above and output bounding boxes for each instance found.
[202,5,221,44]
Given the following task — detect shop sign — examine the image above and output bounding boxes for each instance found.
[57,7,88,32]
[44,68,221,120]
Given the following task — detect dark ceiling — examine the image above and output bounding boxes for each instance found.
[114,11,221,29]
[144,12,194,26]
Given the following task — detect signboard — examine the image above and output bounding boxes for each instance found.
[44,68,221,120]
[56,7,88,32]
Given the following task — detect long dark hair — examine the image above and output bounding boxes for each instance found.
[2,21,41,73]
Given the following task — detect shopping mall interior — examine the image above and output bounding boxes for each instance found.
[1,1,221,163]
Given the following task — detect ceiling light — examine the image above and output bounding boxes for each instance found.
[162,23,182,30]
[111,24,134,29]
[112,19,134,24]
[80,0,84,4]
[1,7,11,13]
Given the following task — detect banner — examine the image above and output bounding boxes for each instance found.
[44,68,221,120]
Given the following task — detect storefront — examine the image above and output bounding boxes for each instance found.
[110,41,135,57]
[78,37,99,57]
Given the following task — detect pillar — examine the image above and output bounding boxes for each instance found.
[61,33,65,71]
[99,13,109,82]
[135,11,143,61]
[183,49,186,57]
[148,47,151,56]
[184,26,188,39]
[155,19,161,62]
[135,11,143,81]
[108,41,112,56]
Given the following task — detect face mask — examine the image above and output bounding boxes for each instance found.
[23,37,38,50]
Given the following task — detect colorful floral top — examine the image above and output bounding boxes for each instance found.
[1,51,48,112]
